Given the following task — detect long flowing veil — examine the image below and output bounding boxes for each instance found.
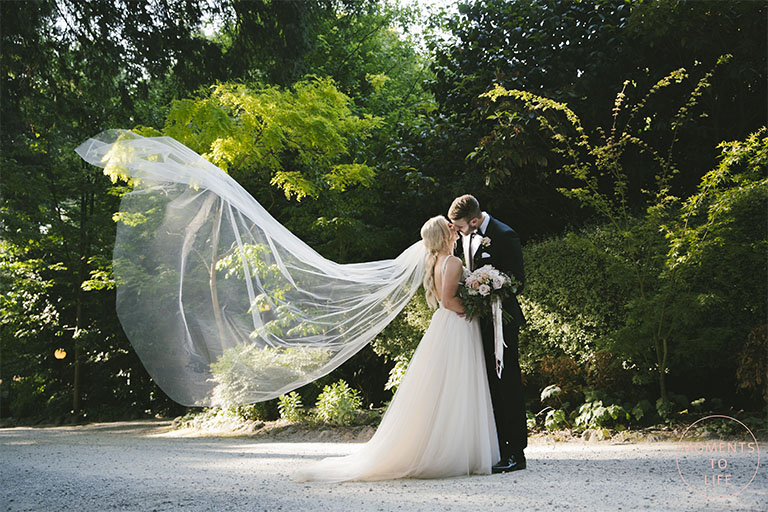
[76,130,425,407]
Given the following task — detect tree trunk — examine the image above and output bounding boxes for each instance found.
[72,172,93,414]
[72,304,82,413]
[72,192,87,413]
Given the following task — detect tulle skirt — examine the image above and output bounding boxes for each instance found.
[294,307,499,482]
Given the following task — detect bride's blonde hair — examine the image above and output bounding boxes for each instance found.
[420,215,454,309]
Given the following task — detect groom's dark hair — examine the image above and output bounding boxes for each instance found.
[448,194,481,221]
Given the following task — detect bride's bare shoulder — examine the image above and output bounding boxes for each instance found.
[443,255,463,273]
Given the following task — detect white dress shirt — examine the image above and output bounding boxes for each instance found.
[462,212,490,269]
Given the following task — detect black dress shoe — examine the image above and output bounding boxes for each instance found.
[492,454,526,473]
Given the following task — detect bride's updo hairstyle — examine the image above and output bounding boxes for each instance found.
[420,215,453,309]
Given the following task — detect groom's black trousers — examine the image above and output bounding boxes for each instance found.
[480,321,528,458]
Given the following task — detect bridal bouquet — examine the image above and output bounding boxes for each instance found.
[459,264,519,378]
[459,265,518,323]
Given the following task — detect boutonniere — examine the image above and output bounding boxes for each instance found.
[480,236,492,248]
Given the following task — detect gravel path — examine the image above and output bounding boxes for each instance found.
[1,420,765,511]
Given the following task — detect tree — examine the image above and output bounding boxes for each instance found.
[664,129,767,403]
[425,0,766,236]
[1,0,215,419]
[1,0,436,419]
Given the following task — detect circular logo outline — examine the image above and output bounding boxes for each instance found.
[675,414,760,499]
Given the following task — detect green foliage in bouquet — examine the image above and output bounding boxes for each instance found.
[458,265,519,323]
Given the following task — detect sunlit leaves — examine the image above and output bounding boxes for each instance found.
[80,256,116,291]
[270,171,319,201]
[324,163,375,191]
[159,78,381,200]
[477,58,730,222]
[0,248,61,339]
[666,127,768,270]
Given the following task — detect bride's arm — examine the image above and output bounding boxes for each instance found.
[441,256,465,316]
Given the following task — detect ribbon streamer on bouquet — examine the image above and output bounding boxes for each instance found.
[492,297,507,379]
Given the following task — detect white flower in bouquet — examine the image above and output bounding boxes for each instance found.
[458,264,520,322]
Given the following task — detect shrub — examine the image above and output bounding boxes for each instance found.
[233,400,279,421]
[585,351,635,398]
[526,411,537,430]
[574,400,629,430]
[736,324,768,403]
[519,227,635,369]
[655,393,689,422]
[531,356,585,407]
[545,408,569,431]
[384,356,410,391]
[209,344,331,407]
[314,379,362,426]
[631,399,653,422]
[277,391,304,422]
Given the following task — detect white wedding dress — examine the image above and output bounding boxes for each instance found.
[295,258,499,482]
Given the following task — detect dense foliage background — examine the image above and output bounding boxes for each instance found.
[2,0,765,429]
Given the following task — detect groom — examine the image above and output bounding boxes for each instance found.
[448,194,527,473]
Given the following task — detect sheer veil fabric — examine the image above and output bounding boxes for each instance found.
[76,130,425,407]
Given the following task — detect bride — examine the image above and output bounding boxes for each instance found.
[295,215,499,482]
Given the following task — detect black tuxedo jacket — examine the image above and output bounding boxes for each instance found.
[457,215,526,327]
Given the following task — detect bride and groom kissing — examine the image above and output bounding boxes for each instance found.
[296,194,527,482]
